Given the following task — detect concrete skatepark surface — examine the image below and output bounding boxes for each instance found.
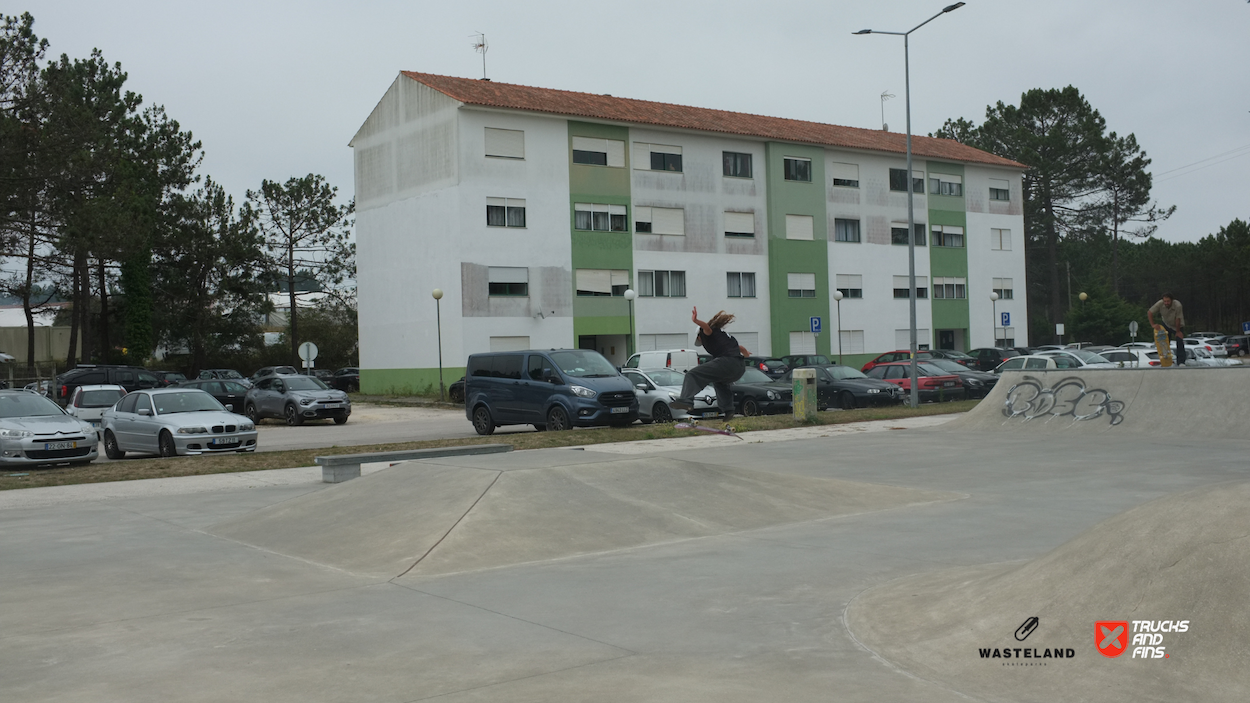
[2,369,1248,702]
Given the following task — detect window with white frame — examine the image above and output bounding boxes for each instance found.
[834,218,861,243]
[889,168,924,193]
[991,228,1012,250]
[787,273,816,298]
[637,270,686,298]
[835,274,863,299]
[571,136,625,167]
[727,272,756,298]
[484,128,524,159]
[891,222,927,246]
[723,151,753,178]
[575,269,630,297]
[789,331,817,355]
[989,178,1010,201]
[931,224,964,247]
[929,173,963,196]
[893,275,929,299]
[932,277,967,300]
[634,142,682,172]
[992,277,1014,300]
[486,197,526,228]
[574,203,628,232]
[784,157,812,182]
[724,211,755,238]
[839,330,866,355]
[830,162,859,188]
[895,328,932,350]
[786,214,814,241]
[488,267,528,296]
[634,206,684,235]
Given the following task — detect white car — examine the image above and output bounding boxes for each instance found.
[1119,342,1157,350]
[1182,346,1238,367]
[1184,338,1226,357]
[623,348,701,373]
[1036,349,1118,369]
[620,367,718,422]
[64,384,127,437]
[993,355,1059,373]
[1099,349,1159,368]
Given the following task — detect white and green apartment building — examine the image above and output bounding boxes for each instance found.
[350,72,1027,394]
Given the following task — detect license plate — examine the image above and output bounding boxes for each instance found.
[943,381,955,387]
[609,406,630,414]
[210,439,241,447]
[322,402,343,407]
[90,421,101,427]
[44,441,77,450]
[700,411,718,418]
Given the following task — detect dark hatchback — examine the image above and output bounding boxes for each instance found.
[781,364,901,410]
[176,379,252,413]
[744,356,789,380]
[330,367,360,392]
[731,367,793,416]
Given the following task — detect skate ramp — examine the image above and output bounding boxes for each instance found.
[210,451,959,578]
[846,480,1250,701]
[946,367,1250,439]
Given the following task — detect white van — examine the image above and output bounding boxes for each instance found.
[623,349,702,373]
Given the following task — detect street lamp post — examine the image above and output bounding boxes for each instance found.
[990,291,999,348]
[431,288,445,401]
[856,1,965,409]
[624,288,637,358]
[833,290,844,365]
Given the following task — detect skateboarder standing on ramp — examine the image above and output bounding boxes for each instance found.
[1147,293,1186,365]
[671,307,748,421]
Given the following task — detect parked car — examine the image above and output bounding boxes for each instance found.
[244,374,352,426]
[64,384,128,437]
[1184,338,1226,357]
[620,367,717,423]
[781,354,832,369]
[330,367,360,392]
[251,366,299,382]
[448,376,465,403]
[152,371,187,387]
[1119,342,1157,350]
[1224,335,1249,357]
[966,347,1023,373]
[0,389,99,466]
[861,349,975,373]
[1099,349,1159,368]
[780,364,901,409]
[993,355,1060,374]
[51,365,160,407]
[175,379,252,413]
[198,369,251,386]
[743,356,789,380]
[1035,349,1118,369]
[921,359,1000,399]
[730,367,794,416]
[309,369,335,381]
[623,349,701,372]
[465,349,638,434]
[863,361,965,402]
[101,388,257,459]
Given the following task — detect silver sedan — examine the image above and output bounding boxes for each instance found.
[620,368,718,423]
[101,388,258,458]
[0,390,99,466]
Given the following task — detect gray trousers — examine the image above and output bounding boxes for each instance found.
[679,356,746,415]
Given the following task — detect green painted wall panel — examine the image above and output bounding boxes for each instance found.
[568,121,632,340]
[765,142,830,357]
[362,367,465,395]
[570,230,632,269]
[929,245,968,278]
[574,315,630,337]
[931,300,970,331]
[573,295,634,319]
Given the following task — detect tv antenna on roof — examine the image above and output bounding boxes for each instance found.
[470,32,489,80]
[880,91,895,131]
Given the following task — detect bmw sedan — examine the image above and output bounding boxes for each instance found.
[100,388,257,458]
[244,374,351,425]
[0,390,99,466]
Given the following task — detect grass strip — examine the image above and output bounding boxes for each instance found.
[0,400,977,491]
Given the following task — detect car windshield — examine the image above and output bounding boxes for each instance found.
[941,350,973,360]
[164,373,187,382]
[824,366,869,380]
[917,362,950,376]
[925,359,967,373]
[548,350,618,378]
[0,393,65,418]
[738,368,773,384]
[285,376,330,391]
[79,389,125,408]
[152,391,226,415]
[646,369,686,386]
[1069,349,1112,363]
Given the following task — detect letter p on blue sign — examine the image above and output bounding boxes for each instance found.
[810,316,822,334]
[1001,312,1011,327]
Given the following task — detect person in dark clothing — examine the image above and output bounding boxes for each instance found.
[671,307,749,419]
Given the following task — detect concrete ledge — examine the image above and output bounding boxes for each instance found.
[314,444,513,483]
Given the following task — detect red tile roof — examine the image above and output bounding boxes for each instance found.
[401,72,1024,170]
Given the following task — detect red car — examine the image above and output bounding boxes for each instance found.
[860,349,976,373]
[862,361,965,402]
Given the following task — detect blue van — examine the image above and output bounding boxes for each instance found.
[464,349,639,434]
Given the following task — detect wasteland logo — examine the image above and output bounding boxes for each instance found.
[978,617,1076,664]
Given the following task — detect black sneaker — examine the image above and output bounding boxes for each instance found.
[670,398,694,411]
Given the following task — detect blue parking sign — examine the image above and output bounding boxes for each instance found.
[810,316,822,334]
[1001,312,1011,327]
[1243,321,1250,334]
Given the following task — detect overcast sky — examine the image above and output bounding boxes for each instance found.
[18,0,1250,244]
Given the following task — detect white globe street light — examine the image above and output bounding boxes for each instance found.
[833,290,844,365]
[990,291,999,348]
[623,289,637,358]
[432,288,445,401]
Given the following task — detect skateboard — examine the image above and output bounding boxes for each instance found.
[1153,324,1175,367]
[674,421,743,439]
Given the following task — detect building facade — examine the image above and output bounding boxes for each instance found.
[351,73,1027,394]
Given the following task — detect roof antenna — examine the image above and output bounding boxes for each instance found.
[470,32,489,80]
[880,90,895,131]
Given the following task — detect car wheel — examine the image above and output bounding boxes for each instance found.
[838,391,856,410]
[245,403,259,423]
[333,415,348,425]
[546,405,570,431]
[449,386,464,403]
[651,402,673,423]
[742,398,760,416]
[285,404,304,426]
[158,430,177,458]
[472,406,495,435]
[103,430,125,460]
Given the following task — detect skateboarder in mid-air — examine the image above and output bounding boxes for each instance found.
[671,307,748,421]
[1147,293,1186,366]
